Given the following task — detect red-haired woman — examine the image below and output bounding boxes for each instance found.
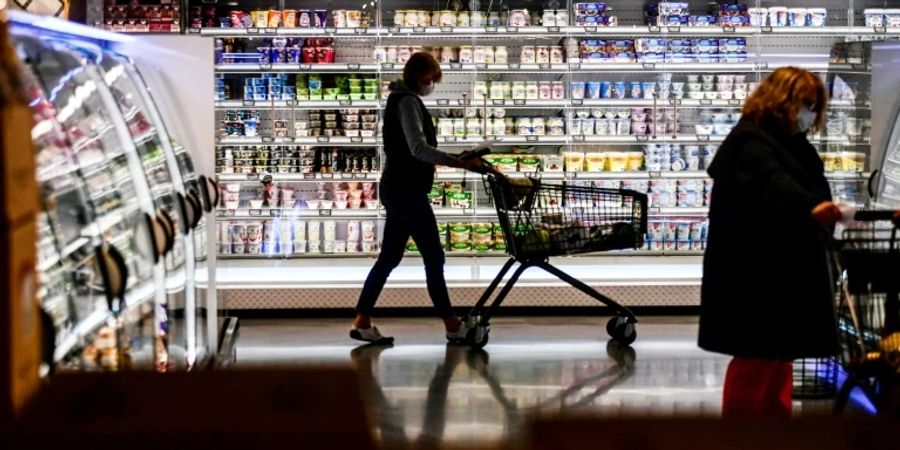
[699,67,846,418]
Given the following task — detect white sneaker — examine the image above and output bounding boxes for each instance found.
[350,326,395,344]
[446,320,470,344]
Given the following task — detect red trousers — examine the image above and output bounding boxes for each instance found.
[722,357,793,419]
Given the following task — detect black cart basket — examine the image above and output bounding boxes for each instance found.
[833,210,900,416]
[461,173,649,349]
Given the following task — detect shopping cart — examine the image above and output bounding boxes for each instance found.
[461,173,648,349]
[832,210,900,415]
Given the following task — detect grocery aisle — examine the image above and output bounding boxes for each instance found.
[236,317,729,447]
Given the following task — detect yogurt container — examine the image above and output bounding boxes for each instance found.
[769,7,788,27]
[748,7,767,27]
[808,8,827,27]
[865,9,885,27]
[886,9,900,27]
[787,8,808,27]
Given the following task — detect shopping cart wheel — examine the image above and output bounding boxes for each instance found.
[606,316,637,346]
[466,324,490,349]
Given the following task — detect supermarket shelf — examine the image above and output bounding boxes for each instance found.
[218,170,868,184]
[198,25,900,39]
[203,255,704,289]
[215,98,859,110]
[214,61,832,74]
[218,208,380,219]
[215,63,380,73]
[216,136,377,146]
[652,207,708,216]
[215,99,380,109]
[217,172,379,182]
[218,249,705,260]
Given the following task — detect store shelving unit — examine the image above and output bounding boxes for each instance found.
[202,1,883,308]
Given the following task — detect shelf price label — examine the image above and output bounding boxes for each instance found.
[492,99,505,106]
[643,63,656,69]
[507,27,518,33]
[246,28,259,34]
[668,99,681,106]
[319,209,333,216]
[526,135,539,142]
[246,173,260,180]
[571,99,583,106]
[303,173,317,180]
[548,26,560,33]
[648,171,662,178]
[354,27,367,34]
[486,26,498,33]
[539,63,551,70]
[697,135,711,142]
[381,63,395,70]
[635,136,650,142]
[440,26,453,33]
[569,63,581,70]
[700,99,713,105]
[261,136,275,143]
[442,136,457,142]
[649,207,663,214]
[317,136,330,143]
[513,99,526,106]
[668,26,681,33]
[458,98,471,106]
[875,26,887,34]
[242,100,255,107]
[259,64,272,70]
[722,25,735,33]
[476,63,488,70]
[320,173,334,179]
[436,99,450,106]
[727,99,741,106]
[414,27,426,33]
[761,26,773,33]
[270,209,281,217]
[387,27,399,33]
[585,26,597,32]
[265,28,277,34]
[571,135,585,142]
[324,28,336,34]
[339,100,352,106]
[852,63,869,71]
[346,64,360,70]
[649,25,661,33]
[298,64,312,70]
[450,63,463,70]
[350,137,363,143]
[505,63,520,70]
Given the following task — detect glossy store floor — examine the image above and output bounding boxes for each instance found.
[235,316,835,448]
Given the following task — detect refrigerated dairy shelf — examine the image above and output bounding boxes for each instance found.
[216,206,709,219]
[214,61,832,74]
[199,25,900,39]
[215,134,732,146]
[220,249,706,259]
[218,171,869,183]
[214,98,859,110]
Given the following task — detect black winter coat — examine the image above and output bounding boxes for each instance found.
[698,118,840,360]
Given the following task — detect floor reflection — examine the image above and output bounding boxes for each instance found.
[236,317,728,447]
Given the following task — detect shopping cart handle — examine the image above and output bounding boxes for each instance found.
[854,210,900,223]
[460,147,492,160]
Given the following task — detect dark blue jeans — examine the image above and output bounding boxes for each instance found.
[356,184,453,317]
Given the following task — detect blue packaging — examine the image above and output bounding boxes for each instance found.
[691,15,718,26]
[599,81,612,98]
[586,81,602,99]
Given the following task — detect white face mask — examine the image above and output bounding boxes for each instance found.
[421,81,435,96]
[797,107,816,133]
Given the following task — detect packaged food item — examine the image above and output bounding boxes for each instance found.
[472,223,493,243]
[865,9,885,27]
[585,153,607,172]
[447,191,473,208]
[887,9,900,27]
[564,152,585,172]
[449,223,472,243]
[808,8,826,27]
[543,154,564,172]
[518,156,541,172]
[494,155,519,172]
[787,8,808,27]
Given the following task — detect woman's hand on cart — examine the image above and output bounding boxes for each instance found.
[812,201,845,225]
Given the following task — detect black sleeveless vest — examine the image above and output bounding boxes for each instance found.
[381,90,437,195]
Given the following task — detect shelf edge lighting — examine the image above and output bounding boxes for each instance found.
[8,10,134,44]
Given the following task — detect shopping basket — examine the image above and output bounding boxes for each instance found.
[461,173,648,349]
[832,210,900,415]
